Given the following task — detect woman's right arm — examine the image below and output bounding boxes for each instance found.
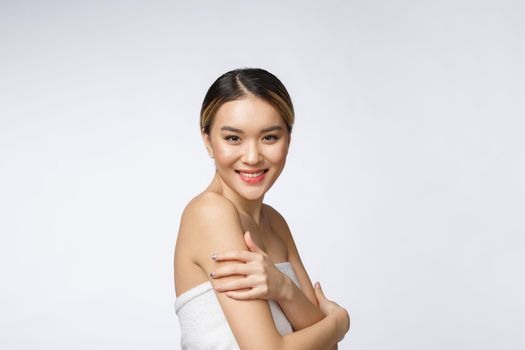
[181,193,348,349]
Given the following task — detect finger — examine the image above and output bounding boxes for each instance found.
[212,250,257,262]
[314,281,326,299]
[214,277,255,292]
[244,231,264,253]
[210,263,254,279]
[224,288,263,300]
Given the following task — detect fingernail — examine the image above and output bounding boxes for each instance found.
[315,282,320,288]
[211,254,217,260]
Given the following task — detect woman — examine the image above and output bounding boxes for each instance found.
[174,68,350,349]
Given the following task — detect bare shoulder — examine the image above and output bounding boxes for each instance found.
[174,192,243,295]
[179,192,242,265]
[177,195,283,348]
[183,192,238,223]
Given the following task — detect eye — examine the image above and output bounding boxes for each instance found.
[224,135,241,143]
[263,135,280,142]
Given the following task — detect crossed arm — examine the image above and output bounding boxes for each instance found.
[279,279,340,350]
[181,193,349,349]
[270,225,341,350]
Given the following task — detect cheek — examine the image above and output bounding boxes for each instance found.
[213,145,238,163]
[265,144,288,164]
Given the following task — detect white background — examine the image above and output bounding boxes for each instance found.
[1,0,524,349]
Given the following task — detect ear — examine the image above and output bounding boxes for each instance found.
[201,129,214,159]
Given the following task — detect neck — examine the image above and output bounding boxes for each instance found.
[211,171,265,225]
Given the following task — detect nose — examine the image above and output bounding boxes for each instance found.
[241,140,263,165]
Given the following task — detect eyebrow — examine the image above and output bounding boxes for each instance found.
[220,125,284,133]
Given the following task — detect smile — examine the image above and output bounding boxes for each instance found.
[235,169,268,184]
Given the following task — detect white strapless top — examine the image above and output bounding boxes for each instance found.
[174,262,301,350]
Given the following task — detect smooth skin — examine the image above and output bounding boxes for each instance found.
[174,95,350,349]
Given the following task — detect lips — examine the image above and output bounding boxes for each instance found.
[236,169,267,176]
[235,169,268,184]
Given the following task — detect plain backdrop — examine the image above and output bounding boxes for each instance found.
[1,0,524,349]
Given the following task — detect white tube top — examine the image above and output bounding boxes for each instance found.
[174,262,301,350]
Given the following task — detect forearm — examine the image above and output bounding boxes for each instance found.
[279,309,346,350]
[278,276,325,331]
[278,278,339,350]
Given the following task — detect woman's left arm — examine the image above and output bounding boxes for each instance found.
[211,230,325,330]
[279,279,339,350]
[267,205,334,333]
[278,231,327,329]
[280,237,340,350]
[211,230,340,349]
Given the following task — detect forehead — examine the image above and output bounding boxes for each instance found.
[213,96,284,131]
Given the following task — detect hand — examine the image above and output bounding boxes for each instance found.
[313,282,341,316]
[210,231,288,301]
[314,282,350,339]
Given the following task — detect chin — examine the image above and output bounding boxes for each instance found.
[237,187,267,201]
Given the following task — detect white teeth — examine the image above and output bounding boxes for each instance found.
[240,171,264,178]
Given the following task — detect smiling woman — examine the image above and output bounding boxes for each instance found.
[173,68,350,349]
[203,95,289,203]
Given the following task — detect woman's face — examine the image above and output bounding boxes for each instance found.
[202,95,291,201]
